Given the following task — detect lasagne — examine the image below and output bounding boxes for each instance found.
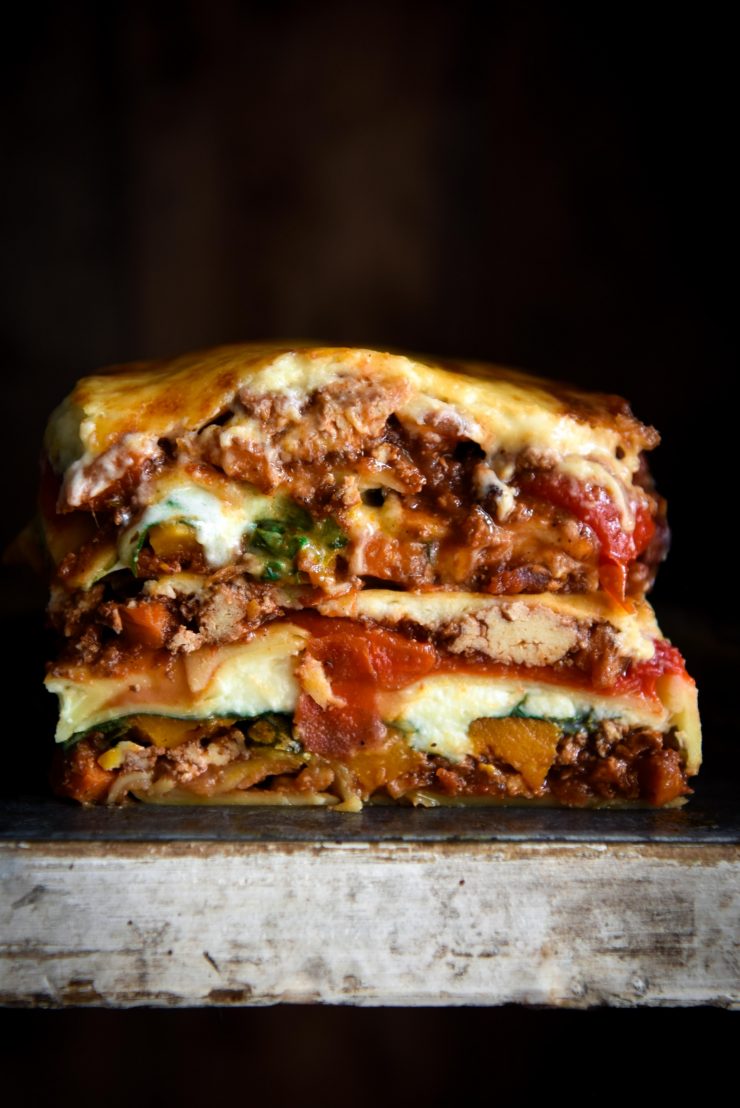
[39,343,700,808]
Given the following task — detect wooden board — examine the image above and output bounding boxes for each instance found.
[2,802,739,1009]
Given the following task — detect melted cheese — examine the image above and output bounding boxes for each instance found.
[47,623,309,742]
[473,463,517,521]
[64,433,161,509]
[118,476,274,569]
[557,452,635,531]
[45,345,656,503]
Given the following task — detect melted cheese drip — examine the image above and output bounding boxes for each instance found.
[558,453,635,531]
[64,433,161,509]
[473,463,517,521]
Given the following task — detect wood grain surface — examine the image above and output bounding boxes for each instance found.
[2,839,738,1008]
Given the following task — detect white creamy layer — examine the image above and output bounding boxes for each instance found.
[379,675,665,762]
[316,589,658,664]
[48,624,309,742]
[48,622,669,750]
[118,476,275,569]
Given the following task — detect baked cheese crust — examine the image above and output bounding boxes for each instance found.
[47,343,656,468]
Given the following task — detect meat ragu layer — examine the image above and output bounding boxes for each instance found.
[48,594,666,696]
[54,719,689,810]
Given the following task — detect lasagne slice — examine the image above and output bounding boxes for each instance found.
[38,343,700,808]
[49,591,700,809]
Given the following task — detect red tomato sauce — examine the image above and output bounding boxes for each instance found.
[292,614,437,756]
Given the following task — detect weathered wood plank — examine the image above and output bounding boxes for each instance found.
[1,841,738,1008]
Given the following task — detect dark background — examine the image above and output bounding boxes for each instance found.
[1,0,736,1054]
[2,1,736,607]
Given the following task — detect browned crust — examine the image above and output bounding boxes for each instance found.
[49,343,658,474]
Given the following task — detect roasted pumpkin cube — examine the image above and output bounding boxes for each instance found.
[468,716,561,791]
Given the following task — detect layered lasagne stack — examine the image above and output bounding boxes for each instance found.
[42,344,700,808]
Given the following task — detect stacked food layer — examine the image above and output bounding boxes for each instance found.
[41,344,700,807]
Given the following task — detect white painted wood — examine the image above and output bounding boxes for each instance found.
[1,840,738,1007]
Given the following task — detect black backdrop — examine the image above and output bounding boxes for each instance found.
[2,1,736,611]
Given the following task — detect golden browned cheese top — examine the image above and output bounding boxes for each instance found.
[46,342,657,475]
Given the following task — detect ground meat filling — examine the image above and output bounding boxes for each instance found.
[54,720,690,808]
[46,603,635,694]
[49,379,666,600]
[48,575,294,663]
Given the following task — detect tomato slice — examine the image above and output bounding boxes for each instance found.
[632,501,656,556]
[616,638,689,699]
[598,562,630,607]
[292,615,437,685]
[520,471,655,602]
[293,617,437,756]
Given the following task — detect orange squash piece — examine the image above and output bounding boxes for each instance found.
[468,717,561,791]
